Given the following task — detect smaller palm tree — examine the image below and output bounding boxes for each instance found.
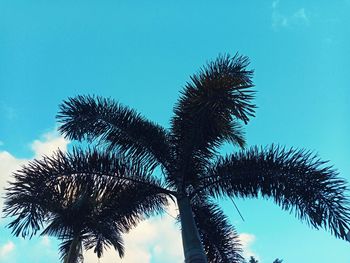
[3,149,168,263]
[248,256,259,263]
[247,256,283,263]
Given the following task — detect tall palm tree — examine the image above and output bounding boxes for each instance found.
[4,54,350,263]
[3,150,168,263]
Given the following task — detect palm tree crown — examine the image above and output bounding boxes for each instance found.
[4,54,350,263]
[4,149,168,262]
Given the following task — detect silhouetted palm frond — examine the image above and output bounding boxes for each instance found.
[82,222,125,258]
[57,95,172,170]
[3,148,170,261]
[200,145,350,239]
[193,200,243,263]
[170,54,254,186]
[59,239,76,262]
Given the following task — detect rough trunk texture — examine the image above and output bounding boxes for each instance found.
[177,196,208,263]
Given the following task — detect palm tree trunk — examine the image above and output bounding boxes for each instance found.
[177,195,208,263]
[64,235,82,263]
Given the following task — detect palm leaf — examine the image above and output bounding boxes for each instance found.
[192,200,243,263]
[83,226,124,258]
[170,54,255,185]
[57,95,171,170]
[59,239,74,262]
[199,145,350,239]
[3,148,171,253]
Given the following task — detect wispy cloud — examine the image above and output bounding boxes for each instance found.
[0,241,15,258]
[272,0,309,29]
[40,236,51,247]
[239,233,259,261]
[0,104,17,121]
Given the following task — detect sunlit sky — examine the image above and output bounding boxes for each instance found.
[0,1,349,262]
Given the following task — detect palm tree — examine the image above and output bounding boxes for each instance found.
[247,256,283,263]
[272,259,283,263]
[3,150,168,263]
[4,54,350,262]
[248,256,259,263]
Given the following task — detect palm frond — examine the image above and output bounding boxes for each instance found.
[83,225,124,258]
[57,95,172,170]
[3,147,172,240]
[192,199,243,263]
[31,147,168,192]
[59,237,83,263]
[200,145,350,239]
[3,177,49,238]
[59,239,73,262]
[170,54,254,185]
[40,215,74,239]
[4,204,44,238]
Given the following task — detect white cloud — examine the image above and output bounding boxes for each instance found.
[239,233,259,261]
[31,130,69,158]
[83,202,183,263]
[40,236,51,247]
[292,8,309,24]
[272,0,309,29]
[0,129,69,211]
[0,151,27,212]
[0,241,15,257]
[1,104,17,121]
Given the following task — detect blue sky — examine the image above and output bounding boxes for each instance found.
[0,0,349,262]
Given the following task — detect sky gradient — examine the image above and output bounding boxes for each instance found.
[0,1,349,262]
